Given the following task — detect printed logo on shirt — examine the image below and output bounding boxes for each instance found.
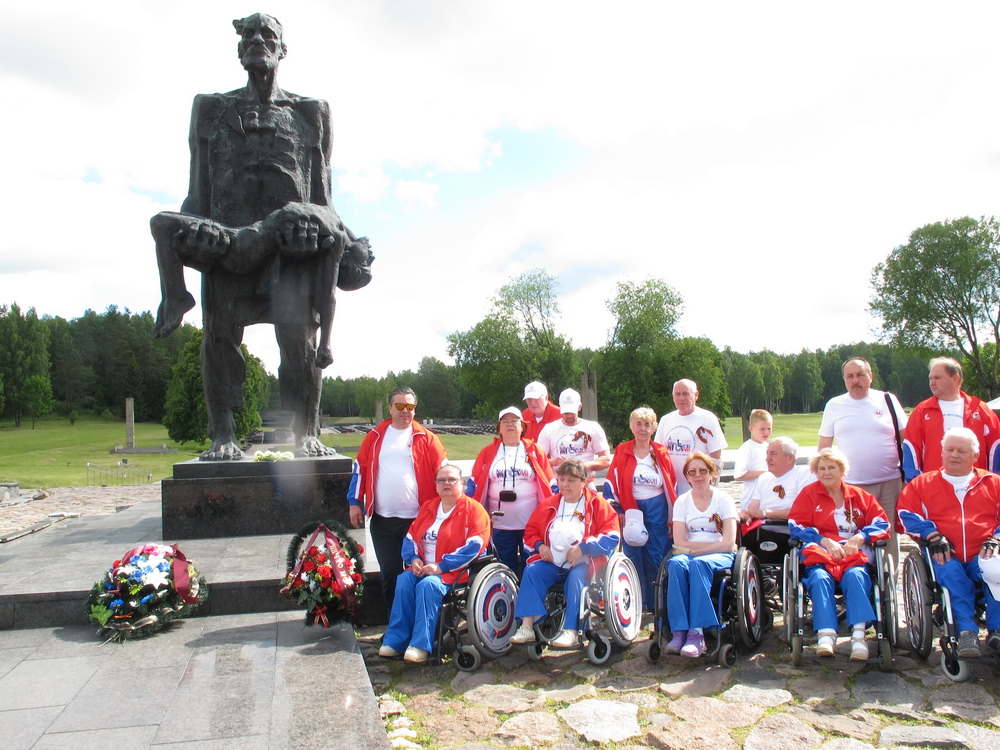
[554,431,593,457]
[422,529,439,543]
[696,426,714,444]
[492,466,533,482]
[664,426,696,456]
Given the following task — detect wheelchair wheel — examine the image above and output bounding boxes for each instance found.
[652,554,671,649]
[586,633,612,665]
[734,548,765,649]
[603,552,643,648]
[941,650,970,682]
[782,553,796,644]
[790,633,802,666]
[879,639,892,673]
[527,642,545,661]
[455,644,482,672]
[645,640,662,664]
[466,562,518,658]
[879,549,899,650]
[902,552,933,659]
[718,641,736,668]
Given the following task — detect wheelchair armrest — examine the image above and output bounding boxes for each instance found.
[873,538,887,548]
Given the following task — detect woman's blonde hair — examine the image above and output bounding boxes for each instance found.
[808,447,850,475]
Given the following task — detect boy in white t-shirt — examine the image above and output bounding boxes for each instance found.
[733,409,772,507]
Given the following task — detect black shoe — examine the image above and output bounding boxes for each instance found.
[987,630,1000,653]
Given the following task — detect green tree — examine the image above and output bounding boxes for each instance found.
[788,350,824,412]
[723,349,765,439]
[0,304,51,426]
[17,374,53,428]
[163,331,269,445]
[871,216,1000,398]
[605,278,683,351]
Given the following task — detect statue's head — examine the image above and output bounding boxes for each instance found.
[234,13,286,72]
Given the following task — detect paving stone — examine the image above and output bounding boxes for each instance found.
[647,712,675,730]
[615,647,683,676]
[659,667,731,696]
[449,670,496,694]
[390,739,420,750]
[495,651,529,670]
[618,692,659,709]
[786,706,882,742]
[878,725,971,748]
[504,666,552,685]
[817,740,876,750]
[850,671,923,709]
[789,673,849,701]
[388,726,418,739]
[645,722,737,750]
[910,667,954,687]
[494,711,562,745]
[860,704,948,725]
[743,712,823,750]
[463,684,544,712]
[569,662,608,680]
[932,683,1000,727]
[594,675,659,692]
[733,666,788,689]
[954,722,1000,750]
[405,693,452,715]
[394,681,442,696]
[668,696,766,728]
[558,698,641,743]
[721,683,793,707]
[422,705,498,745]
[539,683,596,702]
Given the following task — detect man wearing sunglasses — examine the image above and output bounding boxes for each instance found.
[348,387,447,613]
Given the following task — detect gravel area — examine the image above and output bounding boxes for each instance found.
[0,483,162,536]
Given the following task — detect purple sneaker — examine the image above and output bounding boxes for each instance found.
[665,630,687,654]
[681,631,706,657]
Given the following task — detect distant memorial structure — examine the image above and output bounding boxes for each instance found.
[152,13,372,537]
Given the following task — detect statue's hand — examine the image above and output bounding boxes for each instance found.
[275,214,346,259]
[173,219,232,264]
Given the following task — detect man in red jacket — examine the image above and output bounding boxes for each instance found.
[903,357,1000,480]
[521,381,561,443]
[348,387,447,613]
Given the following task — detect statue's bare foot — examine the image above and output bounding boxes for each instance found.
[154,292,196,338]
[315,344,333,369]
[200,439,245,461]
[296,436,335,457]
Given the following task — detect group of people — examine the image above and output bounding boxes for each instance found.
[348,355,1000,665]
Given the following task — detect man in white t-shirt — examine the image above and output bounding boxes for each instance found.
[741,437,810,523]
[818,357,907,560]
[537,388,611,484]
[903,357,1000,480]
[654,379,728,494]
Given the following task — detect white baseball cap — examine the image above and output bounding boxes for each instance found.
[498,406,522,421]
[622,509,649,547]
[980,554,1000,600]
[523,381,547,400]
[558,388,582,413]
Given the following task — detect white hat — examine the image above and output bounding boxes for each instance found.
[558,388,582,413]
[523,381,547,400]
[498,406,522,421]
[622,509,649,547]
[548,519,584,567]
[980,554,1000,600]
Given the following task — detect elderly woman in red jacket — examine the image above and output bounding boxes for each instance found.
[468,406,556,577]
[508,458,620,650]
[378,463,491,664]
[603,406,677,605]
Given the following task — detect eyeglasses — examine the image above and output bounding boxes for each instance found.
[685,468,711,477]
[435,477,460,485]
[392,403,416,412]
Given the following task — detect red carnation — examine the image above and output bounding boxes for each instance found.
[315,552,327,563]
[307,546,319,557]
[319,578,332,589]
[352,573,363,583]
[302,559,317,572]
[317,564,333,579]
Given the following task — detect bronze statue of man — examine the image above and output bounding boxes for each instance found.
[151,13,372,460]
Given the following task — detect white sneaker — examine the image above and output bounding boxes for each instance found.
[403,646,429,663]
[509,624,536,644]
[550,630,580,649]
[816,634,835,657]
[850,636,869,661]
[378,644,400,657]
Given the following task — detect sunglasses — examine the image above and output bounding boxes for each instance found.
[435,477,460,485]
[685,468,711,477]
[499,419,521,426]
[392,403,416,412]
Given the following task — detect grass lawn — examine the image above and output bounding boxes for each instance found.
[0,413,827,488]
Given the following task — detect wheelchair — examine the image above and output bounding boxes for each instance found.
[525,550,644,665]
[900,540,999,682]
[783,538,897,671]
[739,519,792,615]
[430,552,519,672]
[645,546,767,667]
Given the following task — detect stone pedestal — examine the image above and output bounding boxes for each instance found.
[161,455,354,539]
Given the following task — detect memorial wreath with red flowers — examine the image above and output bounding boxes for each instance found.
[280,519,365,627]
[86,543,208,642]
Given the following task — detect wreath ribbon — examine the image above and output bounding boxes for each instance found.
[288,524,360,625]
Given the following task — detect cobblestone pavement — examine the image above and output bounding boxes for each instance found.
[0,484,161,536]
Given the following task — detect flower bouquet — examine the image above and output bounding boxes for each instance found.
[280,519,364,627]
[86,544,208,642]
[254,450,295,462]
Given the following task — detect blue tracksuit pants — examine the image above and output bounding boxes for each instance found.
[666,553,734,631]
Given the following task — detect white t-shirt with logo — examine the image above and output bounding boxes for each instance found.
[734,439,767,505]
[421,504,454,564]
[631,453,665,501]
[537,418,610,465]
[938,398,965,434]
[751,465,812,511]
[654,407,728,494]
[672,488,737,544]
[818,389,908,484]
[375,426,419,518]
[485,442,539,531]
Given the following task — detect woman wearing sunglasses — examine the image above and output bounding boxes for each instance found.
[663,451,738,657]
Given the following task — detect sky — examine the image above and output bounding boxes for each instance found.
[4,1,1000,379]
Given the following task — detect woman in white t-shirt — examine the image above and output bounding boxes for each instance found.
[664,451,738,657]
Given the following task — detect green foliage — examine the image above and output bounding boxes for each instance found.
[787,350,824,412]
[871,216,1000,397]
[605,278,683,351]
[67,410,78,425]
[448,269,579,419]
[163,330,268,445]
[17,374,54,428]
[0,304,51,427]
[723,349,765,418]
